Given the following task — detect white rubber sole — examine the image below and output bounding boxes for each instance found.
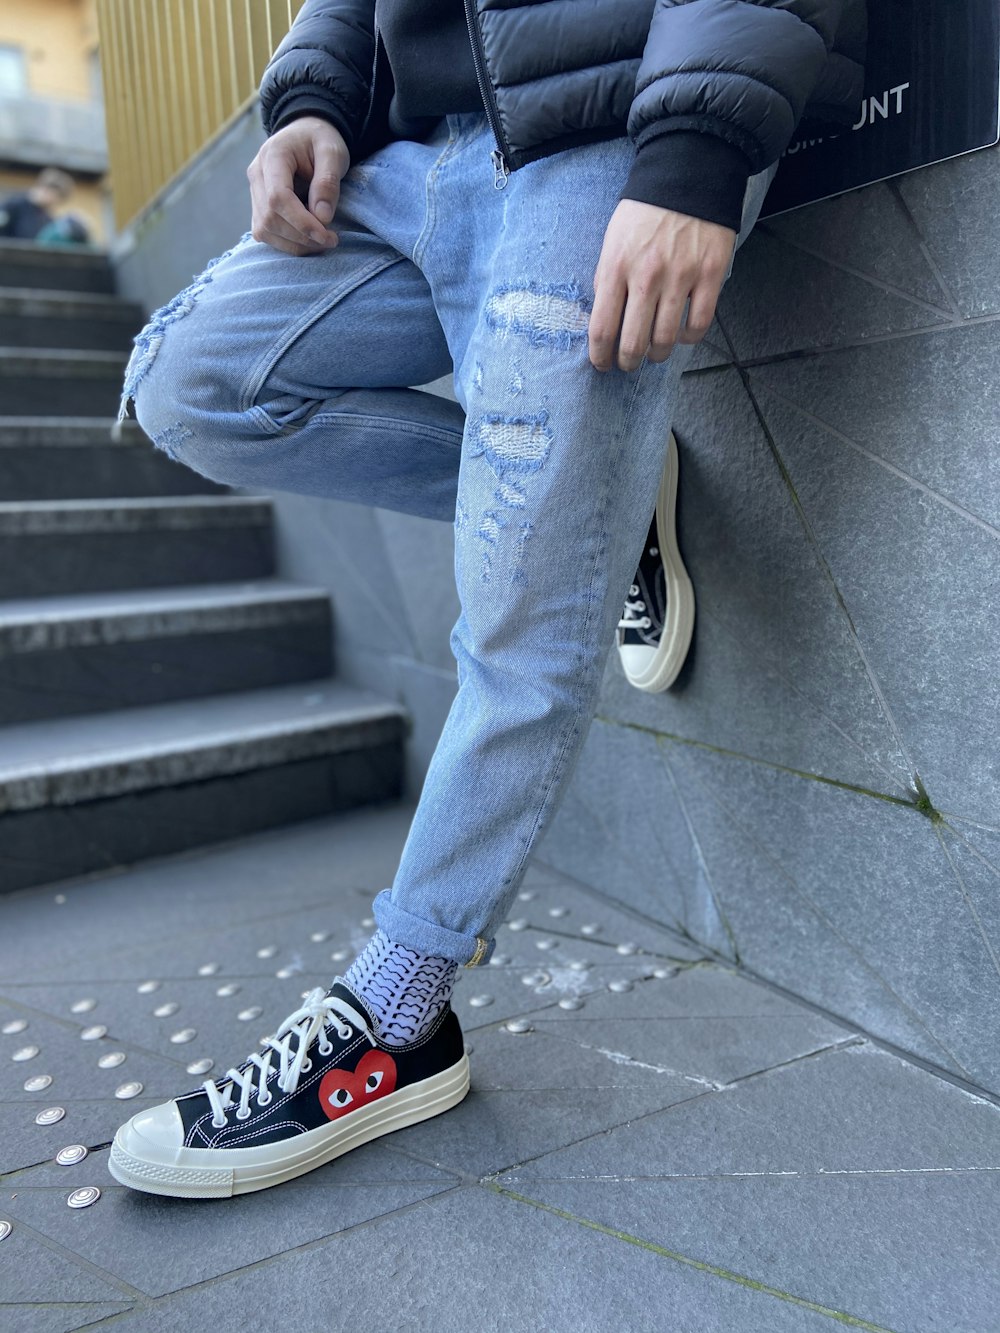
[108,1054,470,1199]
[623,431,695,693]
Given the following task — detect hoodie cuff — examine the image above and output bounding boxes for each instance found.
[267,92,355,156]
[621,128,753,233]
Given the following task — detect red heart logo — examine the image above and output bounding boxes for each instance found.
[318,1048,398,1121]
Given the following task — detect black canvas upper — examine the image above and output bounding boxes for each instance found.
[175,981,464,1150]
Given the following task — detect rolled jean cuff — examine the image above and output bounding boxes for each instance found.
[372,888,495,967]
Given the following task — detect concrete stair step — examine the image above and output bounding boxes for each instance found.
[0,679,407,893]
[0,579,334,724]
[0,347,128,415]
[0,240,115,294]
[0,418,225,500]
[0,494,274,596]
[0,287,143,351]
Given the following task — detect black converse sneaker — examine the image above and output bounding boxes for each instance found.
[616,430,695,692]
[108,980,469,1198]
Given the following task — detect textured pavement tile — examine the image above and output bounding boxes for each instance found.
[897,143,1000,318]
[4,1179,454,1298]
[0,1214,132,1302]
[758,383,1000,828]
[499,1041,1000,1183]
[749,322,1000,531]
[758,178,952,308]
[453,962,658,1034]
[1,1305,135,1333]
[110,1185,854,1332]
[519,1172,1000,1333]
[591,368,915,796]
[716,227,948,360]
[0,803,416,984]
[659,741,1000,1087]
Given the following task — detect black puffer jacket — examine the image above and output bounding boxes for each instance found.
[261,0,867,224]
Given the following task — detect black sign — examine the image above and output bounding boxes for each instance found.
[761,0,1000,218]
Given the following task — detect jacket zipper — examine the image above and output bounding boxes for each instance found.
[462,0,511,188]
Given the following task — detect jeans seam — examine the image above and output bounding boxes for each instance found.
[238,252,409,414]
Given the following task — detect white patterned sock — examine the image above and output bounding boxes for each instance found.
[342,928,457,1047]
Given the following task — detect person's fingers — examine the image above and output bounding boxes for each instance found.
[250,146,336,250]
[614,281,660,373]
[676,274,724,345]
[645,290,688,364]
[308,139,343,226]
[588,268,627,371]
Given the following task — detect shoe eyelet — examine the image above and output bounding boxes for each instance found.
[257,1093,271,1107]
[640,617,652,628]
[318,1042,332,1057]
[211,1116,226,1129]
[301,1059,312,1072]
[235,1106,251,1120]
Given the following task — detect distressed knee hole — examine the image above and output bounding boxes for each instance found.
[150,421,194,462]
[485,281,591,350]
[118,231,254,422]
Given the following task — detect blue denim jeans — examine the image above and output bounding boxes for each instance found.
[125,112,778,967]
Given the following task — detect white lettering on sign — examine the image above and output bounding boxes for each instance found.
[782,82,911,156]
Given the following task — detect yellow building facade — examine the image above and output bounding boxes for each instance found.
[0,0,109,241]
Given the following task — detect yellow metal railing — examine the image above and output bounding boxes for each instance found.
[97,0,304,228]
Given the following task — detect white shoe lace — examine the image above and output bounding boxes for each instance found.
[618,581,652,633]
[204,987,373,1128]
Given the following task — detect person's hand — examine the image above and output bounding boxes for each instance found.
[247,116,350,255]
[589,198,737,372]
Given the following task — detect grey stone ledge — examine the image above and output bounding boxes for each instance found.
[0,680,407,812]
[0,494,271,534]
[0,417,142,447]
[0,347,128,377]
[0,239,109,269]
[0,288,141,320]
[0,579,331,657]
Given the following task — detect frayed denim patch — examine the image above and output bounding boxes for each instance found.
[484,281,591,351]
[117,231,254,422]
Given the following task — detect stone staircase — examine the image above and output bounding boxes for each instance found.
[0,239,406,895]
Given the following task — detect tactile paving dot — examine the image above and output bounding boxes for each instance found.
[97,1052,126,1069]
[23,1074,53,1092]
[80,1025,107,1041]
[468,995,493,1008]
[55,1145,88,1166]
[186,1058,214,1076]
[615,943,640,956]
[310,931,330,943]
[238,1007,263,1022]
[153,1002,179,1018]
[216,983,240,998]
[558,998,585,1011]
[548,907,569,917]
[256,946,277,959]
[608,980,634,994]
[360,917,375,928]
[507,919,528,932]
[580,924,600,936]
[522,971,551,987]
[275,967,297,980]
[12,1046,39,1062]
[517,891,536,902]
[488,954,511,966]
[35,1107,66,1126]
[67,1187,100,1209]
[535,939,558,951]
[652,967,677,980]
[504,1019,533,1035]
[0,1220,11,1241]
[197,963,220,976]
[2,1019,27,1035]
[136,980,160,994]
[330,949,350,963]
[70,998,96,1014]
[115,1082,144,1100]
[170,1029,197,1044]
[568,961,590,971]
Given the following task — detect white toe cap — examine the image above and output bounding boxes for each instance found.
[118,1099,185,1154]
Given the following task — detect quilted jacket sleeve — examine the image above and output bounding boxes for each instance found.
[259,0,376,156]
[622,0,861,230]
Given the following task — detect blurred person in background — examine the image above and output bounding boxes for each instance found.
[0,166,75,240]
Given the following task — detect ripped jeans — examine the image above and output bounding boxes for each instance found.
[124,112,778,967]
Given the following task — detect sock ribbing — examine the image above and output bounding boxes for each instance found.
[342,928,457,1048]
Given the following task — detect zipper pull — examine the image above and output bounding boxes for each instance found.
[490,148,509,190]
